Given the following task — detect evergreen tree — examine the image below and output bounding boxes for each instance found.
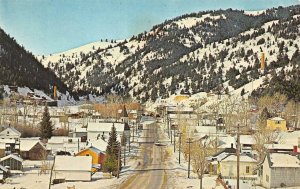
[102,155,117,173]
[106,124,120,156]
[103,124,121,174]
[260,107,271,121]
[40,105,53,139]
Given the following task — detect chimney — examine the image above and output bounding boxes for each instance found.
[231,143,233,149]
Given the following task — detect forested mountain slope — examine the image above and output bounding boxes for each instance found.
[40,5,300,102]
[0,28,69,96]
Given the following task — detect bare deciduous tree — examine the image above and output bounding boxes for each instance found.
[191,139,214,189]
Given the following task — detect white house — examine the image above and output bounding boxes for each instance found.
[0,127,21,140]
[219,154,257,178]
[47,136,85,155]
[239,135,256,155]
[258,153,300,188]
[54,156,92,181]
[87,122,129,141]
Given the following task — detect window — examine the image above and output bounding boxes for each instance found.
[86,154,89,156]
[275,121,281,124]
[266,175,269,182]
[246,166,250,173]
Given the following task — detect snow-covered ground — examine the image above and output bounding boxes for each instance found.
[1,136,142,189]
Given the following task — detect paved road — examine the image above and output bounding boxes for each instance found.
[118,120,168,189]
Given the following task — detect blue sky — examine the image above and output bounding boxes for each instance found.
[0,0,299,55]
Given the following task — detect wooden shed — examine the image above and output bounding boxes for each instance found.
[20,139,48,160]
[0,154,23,171]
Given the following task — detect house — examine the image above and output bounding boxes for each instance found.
[0,154,23,171]
[219,154,257,178]
[0,143,4,158]
[258,153,300,188]
[47,136,84,155]
[0,138,20,158]
[265,144,295,153]
[20,139,48,160]
[239,135,255,155]
[69,127,87,141]
[76,146,106,172]
[0,126,21,140]
[87,122,129,141]
[87,138,107,149]
[217,136,236,150]
[54,156,92,181]
[207,148,236,175]
[267,117,287,131]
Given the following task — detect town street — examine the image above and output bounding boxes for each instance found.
[118,118,169,189]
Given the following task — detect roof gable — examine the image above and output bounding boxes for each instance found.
[0,127,21,137]
[0,164,8,172]
[0,154,23,162]
[20,139,46,151]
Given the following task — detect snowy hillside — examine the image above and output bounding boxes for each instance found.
[39,5,300,102]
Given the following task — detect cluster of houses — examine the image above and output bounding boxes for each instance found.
[157,100,300,189]
[0,104,142,183]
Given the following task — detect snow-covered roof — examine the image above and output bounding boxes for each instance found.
[218,136,236,149]
[54,156,92,171]
[222,154,257,163]
[195,126,216,134]
[87,139,107,152]
[264,144,294,150]
[207,152,231,162]
[88,146,104,154]
[168,113,198,119]
[167,106,193,113]
[278,131,300,146]
[0,154,23,162]
[87,122,125,132]
[239,135,255,145]
[268,117,285,121]
[0,127,21,137]
[0,164,8,172]
[268,153,300,168]
[48,136,81,144]
[20,139,46,151]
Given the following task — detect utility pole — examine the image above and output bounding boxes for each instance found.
[129,135,131,152]
[173,129,176,153]
[117,146,121,179]
[178,132,182,164]
[237,124,240,189]
[123,144,126,166]
[187,137,192,178]
[48,156,56,189]
[77,138,80,153]
[132,124,135,142]
[171,130,173,144]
